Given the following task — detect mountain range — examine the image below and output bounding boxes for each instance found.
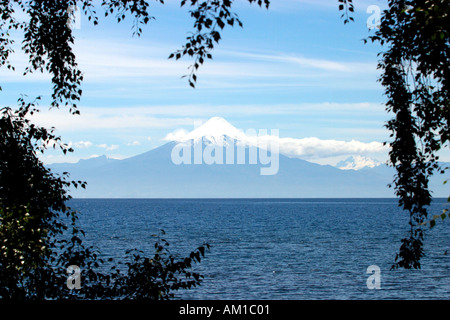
[49,117,449,198]
[336,156,382,170]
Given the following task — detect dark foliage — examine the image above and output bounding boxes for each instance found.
[0,99,209,299]
[364,0,449,268]
[0,98,81,299]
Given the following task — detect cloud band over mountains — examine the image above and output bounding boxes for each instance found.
[269,136,386,159]
[162,122,387,161]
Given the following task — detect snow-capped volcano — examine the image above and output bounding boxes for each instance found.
[177,117,248,145]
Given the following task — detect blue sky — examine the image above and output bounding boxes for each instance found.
[3,0,426,166]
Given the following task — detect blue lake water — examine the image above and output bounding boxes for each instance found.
[69,198,450,300]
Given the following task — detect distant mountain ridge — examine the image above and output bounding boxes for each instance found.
[336,156,382,170]
[48,117,449,198]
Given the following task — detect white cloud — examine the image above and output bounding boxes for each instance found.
[97,144,119,151]
[126,141,141,146]
[74,140,93,148]
[281,137,387,159]
[248,135,387,160]
[163,129,189,141]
